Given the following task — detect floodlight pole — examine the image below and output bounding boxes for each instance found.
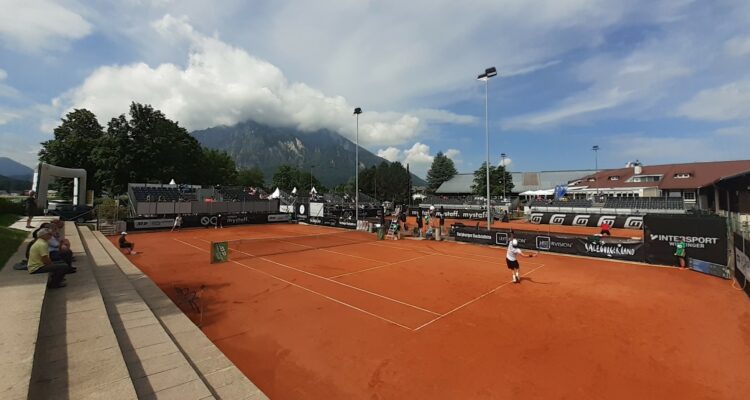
[501,153,507,202]
[354,107,362,223]
[478,67,497,230]
[592,145,600,198]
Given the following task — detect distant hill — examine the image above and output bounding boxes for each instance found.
[0,157,33,181]
[192,120,426,188]
[0,174,31,192]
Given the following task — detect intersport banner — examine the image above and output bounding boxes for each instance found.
[528,212,644,230]
[453,227,642,261]
[643,214,727,266]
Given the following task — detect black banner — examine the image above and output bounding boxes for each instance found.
[128,212,289,230]
[453,227,640,261]
[528,212,644,230]
[643,214,727,266]
[573,238,644,261]
[306,216,358,230]
[410,207,489,220]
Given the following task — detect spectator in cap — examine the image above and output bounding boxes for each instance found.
[27,228,68,288]
[119,232,137,254]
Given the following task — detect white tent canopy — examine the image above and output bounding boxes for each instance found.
[269,187,281,199]
[310,186,317,195]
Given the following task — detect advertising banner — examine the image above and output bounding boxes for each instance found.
[573,238,644,262]
[528,212,644,230]
[453,227,637,260]
[211,241,229,264]
[132,218,175,230]
[644,214,727,266]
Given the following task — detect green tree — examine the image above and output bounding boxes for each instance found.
[198,149,238,185]
[472,162,514,197]
[237,167,265,188]
[426,151,458,193]
[94,103,205,194]
[358,161,409,203]
[272,165,323,193]
[39,109,105,195]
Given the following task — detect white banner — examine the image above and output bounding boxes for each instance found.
[735,245,750,277]
[133,218,175,229]
[267,214,291,222]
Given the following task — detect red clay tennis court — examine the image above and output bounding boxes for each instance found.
[116,224,750,399]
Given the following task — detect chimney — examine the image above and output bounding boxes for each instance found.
[633,160,642,175]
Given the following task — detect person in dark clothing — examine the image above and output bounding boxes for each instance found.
[119,232,137,254]
[416,208,423,237]
[400,206,408,231]
[439,206,446,235]
[25,191,37,228]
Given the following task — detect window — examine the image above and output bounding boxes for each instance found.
[627,175,662,183]
[608,176,619,181]
[587,177,596,182]
[684,191,696,201]
[674,173,692,179]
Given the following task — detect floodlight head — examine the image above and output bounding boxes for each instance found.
[353,107,362,115]
[592,145,600,151]
[501,153,506,158]
[477,66,498,81]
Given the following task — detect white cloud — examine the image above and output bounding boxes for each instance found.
[445,149,461,161]
[498,156,512,167]
[715,126,748,136]
[376,142,463,176]
[504,39,694,130]
[55,15,471,147]
[0,0,92,51]
[677,80,750,121]
[403,142,434,165]
[411,109,477,125]
[725,36,750,57]
[609,133,750,164]
[377,147,401,162]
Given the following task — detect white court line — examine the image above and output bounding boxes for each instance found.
[365,241,545,269]
[172,238,416,331]
[329,254,434,279]
[195,237,441,315]
[231,247,441,316]
[196,237,384,263]
[413,264,546,331]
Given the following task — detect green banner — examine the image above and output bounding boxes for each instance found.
[211,241,229,264]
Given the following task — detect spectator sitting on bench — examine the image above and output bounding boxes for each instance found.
[119,232,137,254]
[28,228,68,289]
[49,220,74,270]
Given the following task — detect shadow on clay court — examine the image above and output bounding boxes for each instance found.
[519,276,556,285]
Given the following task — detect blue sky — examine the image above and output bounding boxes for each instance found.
[1,0,750,179]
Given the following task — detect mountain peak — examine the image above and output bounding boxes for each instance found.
[0,157,34,180]
[192,120,426,187]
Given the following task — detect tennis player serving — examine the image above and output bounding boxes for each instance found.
[506,239,535,283]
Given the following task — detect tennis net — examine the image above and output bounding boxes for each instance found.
[210,231,374,263]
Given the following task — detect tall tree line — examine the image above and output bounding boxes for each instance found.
[39,103,264,196]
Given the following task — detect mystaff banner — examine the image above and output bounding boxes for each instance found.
[453,227,637,260]
[644,214,727,266]
[528,212,644,230]
[411,207,489,220]
[129,212,289,230]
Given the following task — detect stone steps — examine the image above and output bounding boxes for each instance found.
[28,222,138,399]
[78,227,215,400]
